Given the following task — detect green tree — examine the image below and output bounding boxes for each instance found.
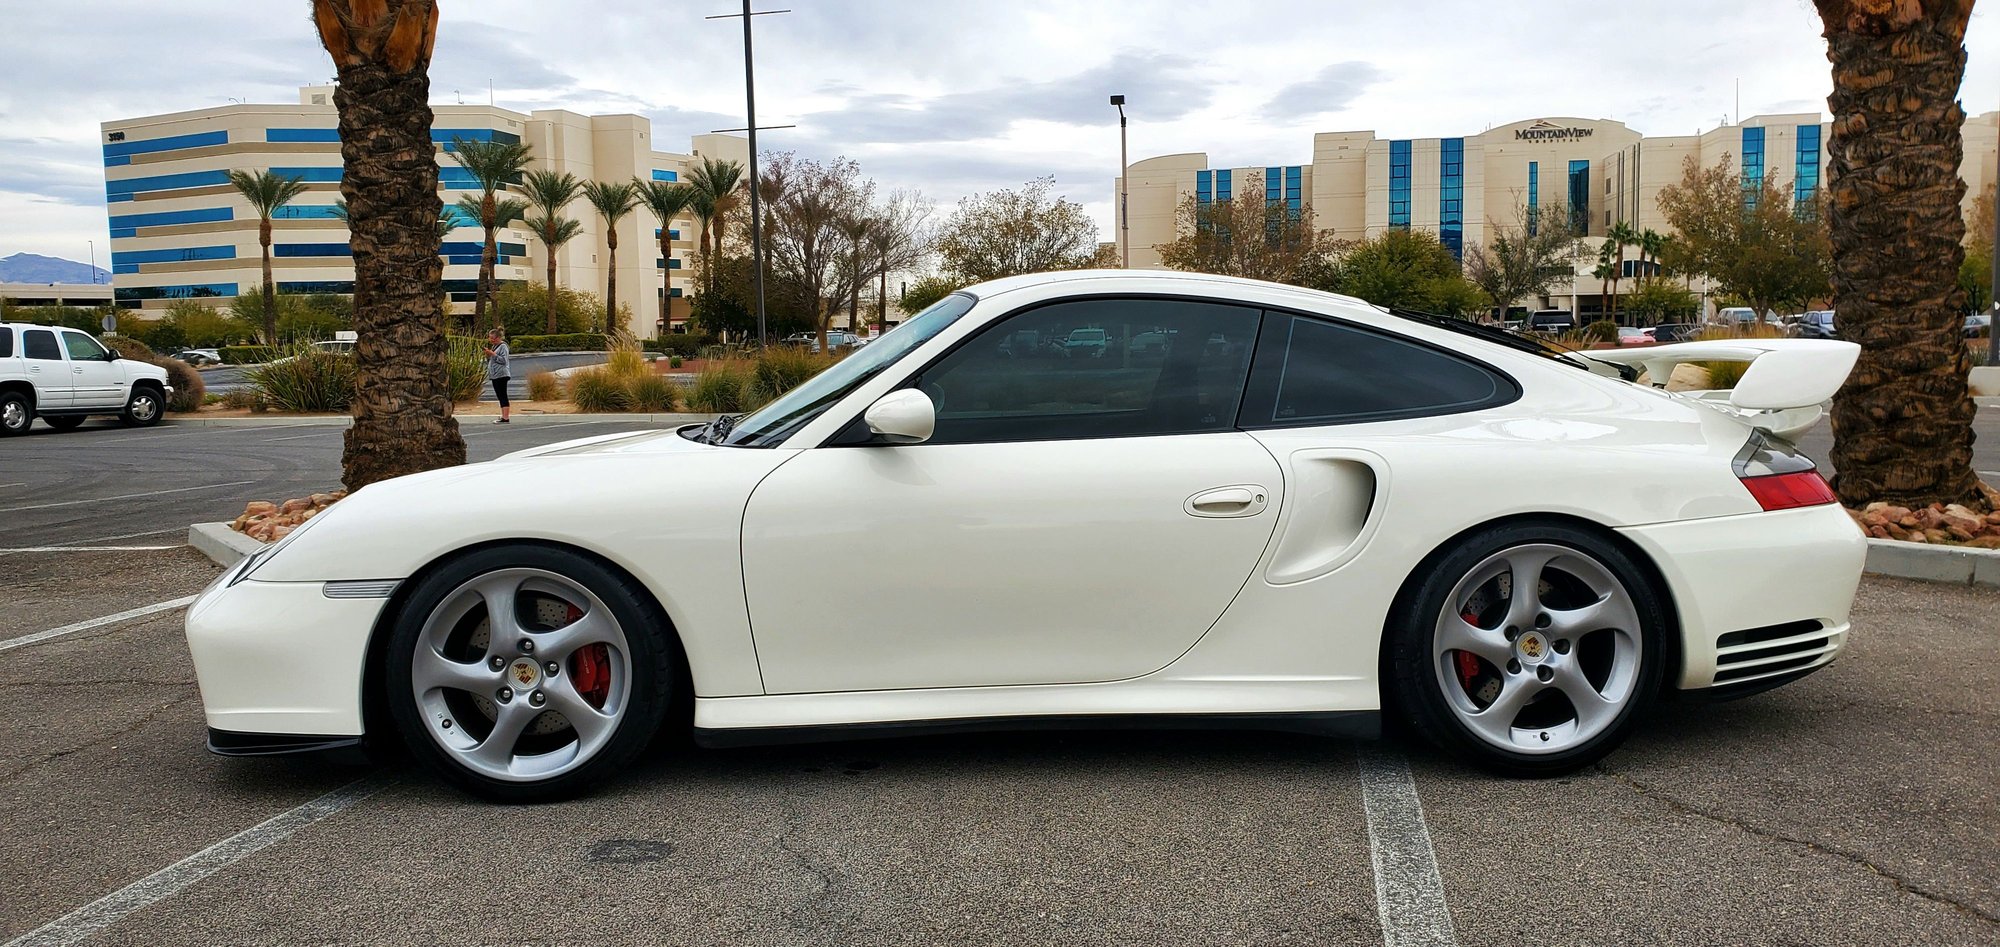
[1463,202,1578,319]
[1154,174,1339,284]
[520,169,584,334]
[581,180,641,335]
[935,177,1100,282]
[1656,153,1831,319]
[1622,277,1699,323]
[1815,0,1980,508]
[311,0,463,489]
[489,282,599,338]
[1959,192,1992,314]
[636,179,698,334]
[447,135,532,327]
[1315,229,1483,315]
[225,169,309,345]
[686,158,746,298]
[1602,220,1639,318]
[898,275,959,315]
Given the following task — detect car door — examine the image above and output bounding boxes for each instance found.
[59,331,123,408]
[741,297,1283,694]
[18,328,71,410]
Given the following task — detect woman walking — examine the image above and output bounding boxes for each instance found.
[485,327,512,423]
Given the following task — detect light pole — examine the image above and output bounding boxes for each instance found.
[87,240,96,283]
[1110,94,1128,268]
[1989,138,1998,365]
[708,2,793,347]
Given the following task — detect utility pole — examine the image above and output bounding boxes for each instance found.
[1111,95,1129,268]
[708,2,793,347]
[1990,128,1998,366]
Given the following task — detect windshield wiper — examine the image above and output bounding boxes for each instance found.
[1386,308,1637,381]
[700,413,742,445]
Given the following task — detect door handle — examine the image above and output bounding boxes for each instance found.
[1186,485,1269,518]
[73,366,85,373]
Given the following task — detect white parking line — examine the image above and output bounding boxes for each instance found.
[1357,746,1459,947]
[0,480,255,514]
[0,595,199,653]
[1,776,389,947]
[0,545,178,553]
[265,430,345,442]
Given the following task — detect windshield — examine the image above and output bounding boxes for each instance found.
[718,292,977,447]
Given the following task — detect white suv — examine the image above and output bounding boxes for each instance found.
[0,323,173,435]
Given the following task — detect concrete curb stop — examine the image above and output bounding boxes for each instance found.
[1864,537,2000,587]
[188,522,266,568]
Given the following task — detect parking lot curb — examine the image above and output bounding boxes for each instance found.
[188,522,265,568]
[1864,537,2000,587]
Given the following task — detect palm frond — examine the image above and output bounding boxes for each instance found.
[447,137,533,192]
[525,213,584,249]
[635,180,698,231]
[582,180,641,224]
[521,169,584,218]
[227,169,309,216]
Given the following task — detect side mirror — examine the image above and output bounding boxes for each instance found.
[863,389,935,444]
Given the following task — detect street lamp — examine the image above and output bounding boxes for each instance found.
[1110,94,1128,269]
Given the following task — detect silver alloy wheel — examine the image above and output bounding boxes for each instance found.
[412,567,633,782]
[2,399,24,430]
[128,391,160,422]
[1432,543,1642,755]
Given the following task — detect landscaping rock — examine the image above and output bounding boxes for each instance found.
[228,490,348,542]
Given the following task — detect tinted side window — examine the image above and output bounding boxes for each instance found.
[23,330,60,361]
[914,298,1259,444]
[0,328,11,358]
[1241,315,1515,427]
[62,331,109,361]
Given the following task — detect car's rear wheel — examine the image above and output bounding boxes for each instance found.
[385,546,675,801]
[121,386,163,427]
[43,415,84,431]
[1386,523,1665,776]
[0,391,31,436]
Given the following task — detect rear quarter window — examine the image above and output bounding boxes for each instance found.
[1240,314,1518,427]
[22,329,60,361]
[0,327,12,358]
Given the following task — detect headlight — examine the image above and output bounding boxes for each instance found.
[227,506,330,586]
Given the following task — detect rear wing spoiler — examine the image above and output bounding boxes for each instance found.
[1571,339,1860,438]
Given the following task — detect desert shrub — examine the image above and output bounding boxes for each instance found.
[162,300,251,347]
[508,333,608,354]
[753,347,833,398]
[669,355,683,368]
[687,363,749,412]
[605,346,651,380]
[1701,361,1749,389]
[132,318,188,352]
[1577,319,1619,344]
[156,358,205,411]
[247,347,356,412]
[567,369,632,411]
[221,389,266,411]
[102,335,155,360]
[527,371,562,401]
[641,334,716,357]
[221,345,275,364]
[444,335,487,404]
[624,373,678,412]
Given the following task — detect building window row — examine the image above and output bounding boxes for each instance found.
[102,130,229,166]
[1795,124,1821,206]
[1439,138,1464,259]
[651,169,679,182]
[113,282,239,303]
[1567,159,1590,234]
[108,206,234,238]
[1742,126,1765,209]
[1526,161,1540,236]
[1388,140,1411,229]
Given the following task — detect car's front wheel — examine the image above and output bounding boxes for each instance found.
[121,386,164,427]
[1386,523,1666,776]
[385,545,676,801]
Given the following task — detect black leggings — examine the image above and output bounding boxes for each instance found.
[491,377,510,407]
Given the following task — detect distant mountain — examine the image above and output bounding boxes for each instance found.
[0,252,111,285]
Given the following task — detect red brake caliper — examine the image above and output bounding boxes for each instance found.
[562,604,612,708]
[1453,611,1484,693]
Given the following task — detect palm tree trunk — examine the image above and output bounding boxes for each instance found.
[1819,0,1979,507]
[659,232,673,334]
[545,251,558,334]
[322,0,464,490]
[877,267,887,331]
[476,209,495,330]
[605,230,619,337]
[260,219,277,344]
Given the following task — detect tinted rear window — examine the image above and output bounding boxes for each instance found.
[1241,315,1516,427]
[0,327,11,358]
[23,329,59,360]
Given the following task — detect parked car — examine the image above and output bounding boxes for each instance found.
[1615,327,1655,346]
[780,332,816,346]
[187,270,1866,801]
[1713,307,1764,328]
[0,323,173,435]
[1965,313,1991,338]
[808,331,866,353]
[1650,323,1702,344]
[1527,310,1573,334]
[172,348,223,367]
[1064,326,1110,357]
[1792,311,1838,340]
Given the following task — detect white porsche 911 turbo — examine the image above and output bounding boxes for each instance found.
[185,270,1866,801]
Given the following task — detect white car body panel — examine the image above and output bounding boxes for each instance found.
[185,270,1866,745]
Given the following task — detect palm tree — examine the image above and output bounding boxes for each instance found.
[1604,221,1639,321]
[686,158,746,298]
[635,179,697,335]
[447,136,533,327]
[1815,0,1980,508]
[1638,228,1667,277]
[581,180,641,336]
[837,211,876,331]
[226,169,308,344]
[309,0,464,490]
[521,169,584,334]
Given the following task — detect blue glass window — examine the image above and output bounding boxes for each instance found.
[657,258,683,269]
[275,243,352,258]
[273,205,345,220]
[105,169,232,201]
[1196,170,1212,205]
[1742,126,1766,209]
[114,283,238,301]
[103,130,228,160]
[435,129,522,149]
[108,207,233,235]
[268,166,344,183]
[1285,165,1302,211]
[266,128,341,143]
[1568,159,1590,233]
[1215,169,1232,202]
[651,169,679,182]
[1527,161,1540,236]
[653,228,683,240]
[1439,139,1464,259]
[1795,124,1821,206]
[1388,141,1411,229]
[110,245,236,274]
[1266,167,1282,203]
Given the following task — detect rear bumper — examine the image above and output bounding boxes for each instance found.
[1617,504,1865,692]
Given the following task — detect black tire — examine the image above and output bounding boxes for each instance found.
[0,390,31,436]
[121,385,165,427]
[1384,521,1667,777]
[385,544,677,802]
[43,415,84,431]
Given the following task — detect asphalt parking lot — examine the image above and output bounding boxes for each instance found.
[1,417,1997,945]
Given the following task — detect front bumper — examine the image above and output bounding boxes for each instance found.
[1617,503,1865,692]
[184,574,389,738]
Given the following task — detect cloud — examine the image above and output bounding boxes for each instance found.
[1263,62,1383,120]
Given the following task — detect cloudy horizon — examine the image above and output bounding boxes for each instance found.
[7,0,2000,268]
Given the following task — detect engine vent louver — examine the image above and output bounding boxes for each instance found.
[1713,620,1833,684]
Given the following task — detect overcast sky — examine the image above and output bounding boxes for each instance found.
[8,0,2000,267]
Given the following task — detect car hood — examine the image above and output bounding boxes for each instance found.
[495,426,712,460]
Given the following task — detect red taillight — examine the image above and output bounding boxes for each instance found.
[1741,470,1838,511]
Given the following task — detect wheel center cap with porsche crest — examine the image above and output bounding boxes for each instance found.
[507,658,541,689]
[1517,632,1548,663]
